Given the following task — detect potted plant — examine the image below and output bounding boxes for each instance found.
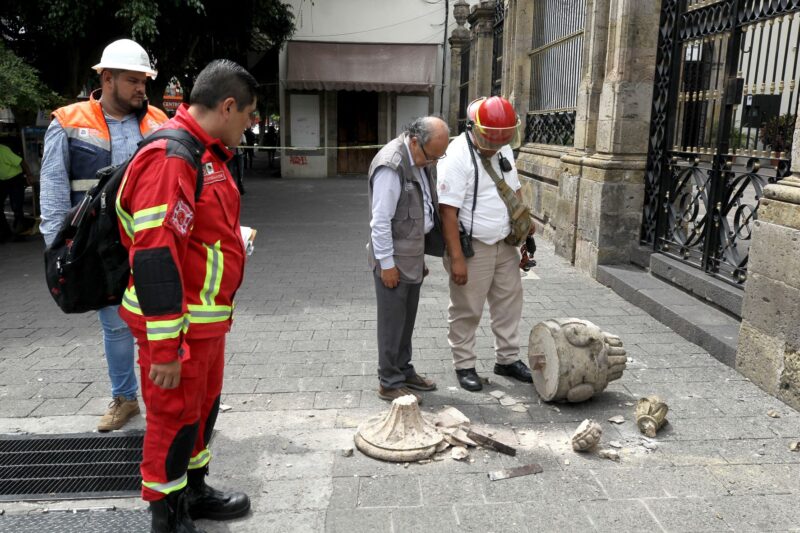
[759,113,796,161]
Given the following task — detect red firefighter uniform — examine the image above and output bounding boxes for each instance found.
[116,103,245,501]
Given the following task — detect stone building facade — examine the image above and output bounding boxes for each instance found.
[449,0,800,409]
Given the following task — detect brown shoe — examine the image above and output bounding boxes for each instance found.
[377,385,422,405]
[97,396,140,432]
[404,373,437,391]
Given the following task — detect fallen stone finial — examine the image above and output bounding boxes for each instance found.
[528,318,627,403]
[571,419,602,452]
[354,395,443,462]
[635,396,669,437]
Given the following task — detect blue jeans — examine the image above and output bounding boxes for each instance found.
[97,305,138,400]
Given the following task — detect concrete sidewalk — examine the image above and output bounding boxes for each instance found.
[0,176,798,532]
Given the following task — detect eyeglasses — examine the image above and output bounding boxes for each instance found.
[420,142,446,162]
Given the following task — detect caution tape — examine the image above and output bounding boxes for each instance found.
[230,136,459,152]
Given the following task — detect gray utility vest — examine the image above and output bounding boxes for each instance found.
[367,135,438,284]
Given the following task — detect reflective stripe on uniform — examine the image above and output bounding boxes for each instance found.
[187,304,232,324]
[145,315,189,341]
[200,241,224,306]
[133,204,168,233]
[121,287,142,315]
[69,178,99,192]
[142,473,187,495]
[187,448,212,470]
[116,171,135,239]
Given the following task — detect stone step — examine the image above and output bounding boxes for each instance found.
[597,263,740,367]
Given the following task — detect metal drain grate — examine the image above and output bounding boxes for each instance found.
[0,432,143,501]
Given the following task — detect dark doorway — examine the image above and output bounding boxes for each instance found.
[337,91,379,175]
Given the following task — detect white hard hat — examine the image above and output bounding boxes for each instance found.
[92,39,158,79]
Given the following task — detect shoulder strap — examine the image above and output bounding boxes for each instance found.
[137,128,206,201]
[463,132,479,237]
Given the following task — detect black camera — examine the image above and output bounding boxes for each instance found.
[459,231,475,258]
[525,234,536,256]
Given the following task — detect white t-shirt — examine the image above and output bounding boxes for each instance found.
[436,133,520,245]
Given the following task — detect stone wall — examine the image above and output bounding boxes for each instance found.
[736,119,800,410]
[448,0,660,275]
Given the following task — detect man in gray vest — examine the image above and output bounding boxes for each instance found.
[367,116,449,403]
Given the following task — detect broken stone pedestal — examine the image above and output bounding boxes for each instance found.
[528,318,627,402]
[354,395,443,462]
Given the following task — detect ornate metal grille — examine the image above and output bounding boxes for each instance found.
[526,0,586,145]
[458,44,471,133]
[491,1,505,96]
[641,0,800,286]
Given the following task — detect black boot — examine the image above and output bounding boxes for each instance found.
[185,466,251,521]
[150,489,206,533]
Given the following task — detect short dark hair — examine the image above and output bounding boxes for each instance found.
[190,59,258,111]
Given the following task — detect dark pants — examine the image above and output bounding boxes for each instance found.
[0,174,25,235]
[373,269,421,389]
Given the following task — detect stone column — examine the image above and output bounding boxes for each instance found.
[555,0,609,261]
[504,0,533,117]
[736,118,800,410]
[467,1,496,100]
[572,0,661,277]
[448,0,471,131]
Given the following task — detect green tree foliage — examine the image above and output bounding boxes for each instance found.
[0,43,62,116]
[1,0,295,112]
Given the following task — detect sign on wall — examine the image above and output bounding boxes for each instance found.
[395,96,429,136]
[290,94,320,148]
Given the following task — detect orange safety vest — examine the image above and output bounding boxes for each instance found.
[52,89,167,193]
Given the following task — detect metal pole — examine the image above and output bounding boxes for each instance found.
[440,0,449,115]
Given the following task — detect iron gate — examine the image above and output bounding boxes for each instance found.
[641,0,800,286]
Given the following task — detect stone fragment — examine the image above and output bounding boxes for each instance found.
[499,396,517,407]
[219,403,232,412]
[435,440,449,453]
[598,448,620,461]
[354,395,443,462]
[450,447,469,461]
[528,318,627,402]
[432,406,471,429]
[450,428,477,447]
[511,404,528,413]
[635,396,669,437]
[489,390,506,399]
[571,419,602,451]
[767,409,781,418]
[789,441,799,452]
[341,448,354,458]
[608,415,625,424]
[608,441,623,449]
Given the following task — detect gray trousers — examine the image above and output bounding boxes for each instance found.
[373,270,421,389]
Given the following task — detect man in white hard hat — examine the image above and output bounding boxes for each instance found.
[40,38,168,432]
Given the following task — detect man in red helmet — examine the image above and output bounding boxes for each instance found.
[436,96,534,392]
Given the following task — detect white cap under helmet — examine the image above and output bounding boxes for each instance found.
[92,39,157,79]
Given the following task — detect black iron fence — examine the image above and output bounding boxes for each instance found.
[525,0,586,145]
[458,44,471,133]
[641,0,800,286]
[491,1,505,96]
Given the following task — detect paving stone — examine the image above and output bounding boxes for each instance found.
[708,464,796,496]
[0,399,42,417]
[324,508,391,533]
[34,381,89,399]
[391,506,460,533]
[581,499,664,533]
[592,466,728,499]
[708,494,800,532]
[418,473,486,505]
[644,497,729,532]
[357,475,421,507]
[518,500,595,531]
[258,478,332,511]
[30,398,89,416]
[453,503,530,533]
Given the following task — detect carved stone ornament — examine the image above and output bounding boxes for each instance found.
[528,318,627,402]
[354,395,443,462]
[571,419,602,451]
[635,396,669,437]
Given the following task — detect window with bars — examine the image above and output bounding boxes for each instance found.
[458,44,471,133]
[526,0,586,145]
[491,1,505,96]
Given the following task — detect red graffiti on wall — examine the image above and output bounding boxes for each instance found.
[289,155,308,165]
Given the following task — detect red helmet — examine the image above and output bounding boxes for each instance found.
[467,96,521,149]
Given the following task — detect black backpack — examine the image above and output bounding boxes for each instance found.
[44,128,206,314]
